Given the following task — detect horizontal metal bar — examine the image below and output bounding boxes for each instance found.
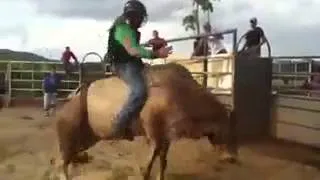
[191,71,232,76]
[211,87,232,91]
[0,60,61,64]
[272,56,320,59]
[142,28,237,45]
[277,94,320,102]
[276,89,320,94]
[0,60,108,65]
[277,104,320,114]
[11,79,79,83]
[273,75,309,78]
[277,120,320,131]
[273,72,320,76]
[11,88,75,92]
[11,97,70,101]
[10,70,79,74]
[273,85,300,89]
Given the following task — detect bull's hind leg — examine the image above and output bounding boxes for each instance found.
[208,134,219,152]
[208,133,236,163]
[143,143,161,180]
[157,141,170,180]
[50,138,74,180]
[143,140,170,180]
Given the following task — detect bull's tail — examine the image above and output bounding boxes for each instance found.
[79,82,90,120]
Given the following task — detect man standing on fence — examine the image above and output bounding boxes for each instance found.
[146,30,167,52]
[240,17,267,57]
[42,66,61,117]
[61,46,79,75]
[203,22,228,55]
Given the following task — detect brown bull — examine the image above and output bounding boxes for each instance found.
[50,63,238,180]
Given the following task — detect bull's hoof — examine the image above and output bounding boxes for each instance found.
[218,152,237,164]
[72,151,91,164]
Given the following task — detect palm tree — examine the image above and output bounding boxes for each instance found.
[182,10,197,34]
[182,0,218,87]
[182,0,217,35]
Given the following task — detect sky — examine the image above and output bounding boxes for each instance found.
[1,0,320,61]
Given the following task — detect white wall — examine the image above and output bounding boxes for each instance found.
[271,95,320,148]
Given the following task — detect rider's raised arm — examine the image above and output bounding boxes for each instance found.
[70,52,78,63]
[115,24,156,59]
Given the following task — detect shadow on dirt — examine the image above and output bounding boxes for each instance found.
[166,173,219,180]
[241,138,320,169]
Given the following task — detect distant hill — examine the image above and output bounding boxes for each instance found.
[0,49,58,62]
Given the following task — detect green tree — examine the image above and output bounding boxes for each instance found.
[182,0,217,35]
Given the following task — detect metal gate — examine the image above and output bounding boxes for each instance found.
[233,55,273,138]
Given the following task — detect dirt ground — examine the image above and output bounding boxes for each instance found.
[0,107,319,180]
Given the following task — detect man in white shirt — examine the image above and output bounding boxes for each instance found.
[203,22,228,55]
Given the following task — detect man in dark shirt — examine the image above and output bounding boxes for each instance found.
[147,30,167,52]
[240,17,267,57]
[42,66,61,117]
[61,46,79,75]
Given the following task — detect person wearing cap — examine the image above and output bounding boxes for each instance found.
[240,17,267,57]
[105,0,172,140]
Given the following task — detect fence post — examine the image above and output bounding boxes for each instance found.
[202,57,208,87]
[6,63,11,107]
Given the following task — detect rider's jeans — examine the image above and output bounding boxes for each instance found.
[113,60,148,131]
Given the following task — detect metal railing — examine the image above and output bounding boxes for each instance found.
[271,56,320,99]
[0,61,80,105]
[143,28,238,95]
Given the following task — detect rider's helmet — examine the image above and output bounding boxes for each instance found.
[123,0,148,26]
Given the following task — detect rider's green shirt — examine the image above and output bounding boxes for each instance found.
[114,23,153,59]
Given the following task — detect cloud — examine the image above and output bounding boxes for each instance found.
[31,0,191,22]
[1,0,320,58]
[208,0,320,56]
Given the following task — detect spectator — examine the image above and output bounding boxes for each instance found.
[61,46,79,75]
[191,23,212,57]
[192,37,210,57]
[240,17,267,57]
[42,66,61,117]
[0,73,5,94]
[310,67,320,90]
[203,22,227,55]
[147,30,167,52]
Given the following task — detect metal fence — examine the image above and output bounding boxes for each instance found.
[0,61,80,105]
[271,56,320,98]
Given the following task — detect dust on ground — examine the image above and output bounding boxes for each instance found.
[0,107,319,180]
